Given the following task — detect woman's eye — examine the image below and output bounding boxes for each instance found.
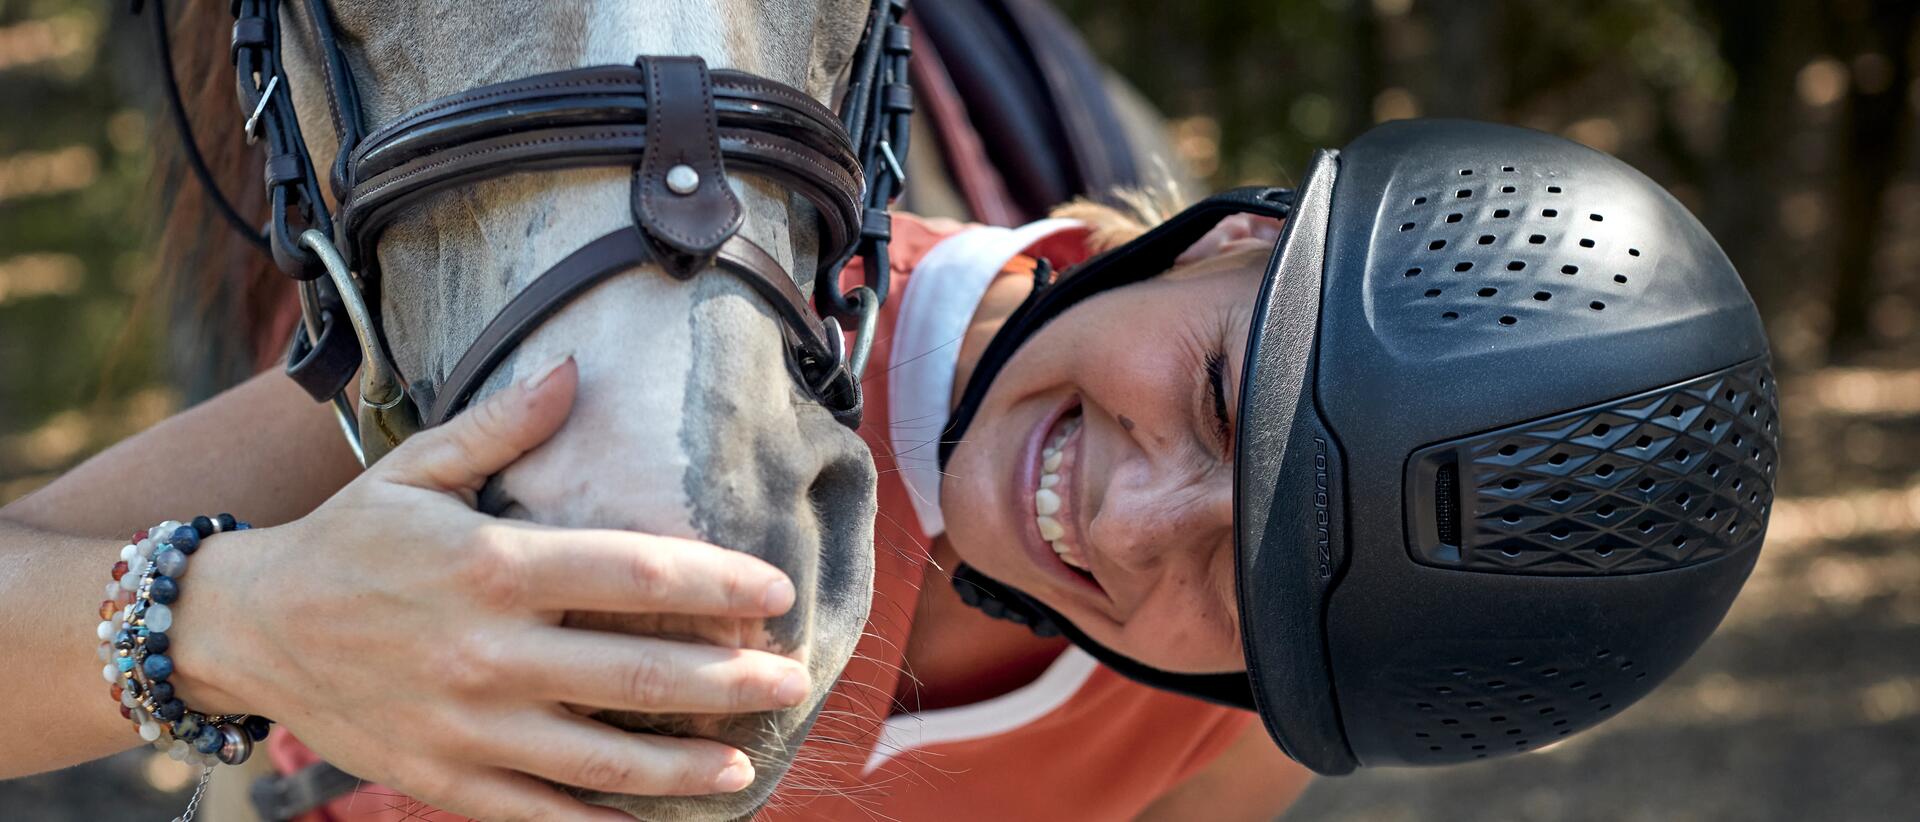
[1205,350,1232,451]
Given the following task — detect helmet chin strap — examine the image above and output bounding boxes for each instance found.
[934,188,1295,709]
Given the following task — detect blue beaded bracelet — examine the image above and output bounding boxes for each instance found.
[96,514,273,769]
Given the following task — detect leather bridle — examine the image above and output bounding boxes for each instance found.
[136,0,911,465]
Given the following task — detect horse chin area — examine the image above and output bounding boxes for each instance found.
[561,612,819,820]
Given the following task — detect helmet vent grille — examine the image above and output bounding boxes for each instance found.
[1405,359,1778,575]
[1385,165,1651,329]
[1393,642,1645,764]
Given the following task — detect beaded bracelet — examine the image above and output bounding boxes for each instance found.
[95,514,273,771]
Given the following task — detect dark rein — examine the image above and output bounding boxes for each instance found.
[133,0,911,465]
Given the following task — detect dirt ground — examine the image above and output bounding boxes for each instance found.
[6,363,1916,820]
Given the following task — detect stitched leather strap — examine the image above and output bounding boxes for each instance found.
[427,226,853,428]
[632,56,744,278]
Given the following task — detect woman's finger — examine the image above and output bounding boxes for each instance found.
[379,353,578,494]
[507,528,795,617]
[485,709,757,797]
[403,762,637,822]
[491,626,809,714]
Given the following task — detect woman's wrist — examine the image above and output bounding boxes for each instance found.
[163,523,277,717]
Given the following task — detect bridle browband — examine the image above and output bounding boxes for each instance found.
[135,0,911,465]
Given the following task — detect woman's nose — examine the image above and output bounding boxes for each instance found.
[1089,468,1233,571]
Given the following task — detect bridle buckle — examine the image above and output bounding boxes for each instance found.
[243,75,278,145]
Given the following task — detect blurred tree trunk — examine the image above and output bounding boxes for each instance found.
[1705,0,1807,320]
[1826,1,1917,357]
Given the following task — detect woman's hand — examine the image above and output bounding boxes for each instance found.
[170,355,808,820]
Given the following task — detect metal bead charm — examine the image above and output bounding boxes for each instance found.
[665,164,700,194]
[216,724,253,765]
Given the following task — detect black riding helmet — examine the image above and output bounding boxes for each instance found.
[938,119,1778,775]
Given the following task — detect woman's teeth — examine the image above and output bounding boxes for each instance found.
[1036,415,1088,571]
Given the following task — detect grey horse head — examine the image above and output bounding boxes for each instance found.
[278,1,878,817]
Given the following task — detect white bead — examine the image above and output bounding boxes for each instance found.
[102,664,118,684]
[119,573,139,592]
[105,582,121,599]
[145,603,173,632]
[131,707,149,725]
[97,644,111,662]
[155,521,180,537]
[96,620,115,641]
[129,556,150,578]
[120,544,138,562]
[122,688,137,707]
[169,740,190,760]
[139,721,162,741]
[137,538,156,557]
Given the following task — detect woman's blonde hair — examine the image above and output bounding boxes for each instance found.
[1048,188,1185,254]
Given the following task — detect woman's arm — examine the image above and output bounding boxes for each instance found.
[0,370,357,773]
[2,367,361,534]
[0,363,812,819]
[1135,721,1315,822]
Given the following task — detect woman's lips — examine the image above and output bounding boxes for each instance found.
[1017,395,1108,610]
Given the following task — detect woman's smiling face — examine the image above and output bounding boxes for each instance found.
[943,241,1273,674]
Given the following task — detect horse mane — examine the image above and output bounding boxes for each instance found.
[148,2,301,401]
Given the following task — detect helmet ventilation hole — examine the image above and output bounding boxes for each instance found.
[1401,222,1416,232]
[1457,189,1473,199]
[1548,185,1563,193]
[1551,490,1571,502]
[1542,208,1559,218]
[1499,444,1519,456]
[1501,185,1517,193]
[1494,208,1512,218]
[1426,288,1442,297]
[1530,234,1547,244]
[1479,234,1496,245]
[1509,260,1527,271]
[1501,165,1516,172]
[1614,274,1628,283]
[1457,261,1475,272]
[1499,315,1518,326]
[1447,212,1464,223]
[1590,213,1605,221]
[1579,238,1595,248]
[1534,291,1552,301]
[1442,311,1459,320]
[1431,239,1448,250]
[1590,301,1606,311]
[1460,169,1474,176]
[1628,247,1641,256]
[1407,267,1423,277]
[1563,264,1580,275]
[1478,287,1499,297]
[1414,196,1429,205]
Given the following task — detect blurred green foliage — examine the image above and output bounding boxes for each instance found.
[0,0,172,500]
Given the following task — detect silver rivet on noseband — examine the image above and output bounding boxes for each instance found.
[666,164,700,194]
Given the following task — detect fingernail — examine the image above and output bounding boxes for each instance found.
[715,757,755,792]
[520,352,573,391]
[775,669,809,707]
[761,578,795,613]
